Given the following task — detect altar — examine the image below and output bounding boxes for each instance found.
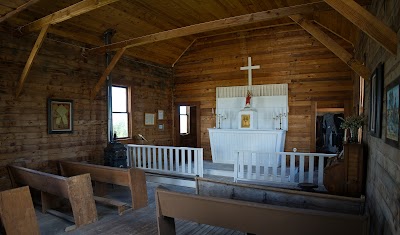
[209,57,288,164]
[208,128,286,164]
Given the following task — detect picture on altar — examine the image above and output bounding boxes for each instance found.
[241,114,250,128]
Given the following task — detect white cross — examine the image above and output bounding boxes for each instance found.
[240,57,260,86]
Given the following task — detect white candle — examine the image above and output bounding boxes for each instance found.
[212,108,214,114]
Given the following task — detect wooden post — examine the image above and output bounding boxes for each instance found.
[310,101,317,152]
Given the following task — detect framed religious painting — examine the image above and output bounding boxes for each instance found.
[369,63,384,137]
[48,98,73,134]
[385,76,400,148]
[241,114,250,128]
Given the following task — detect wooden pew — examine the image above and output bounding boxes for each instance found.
[0,186,40,235]
[8,165,97,231]
[58,160,148,214]
[156,186,368,235]
[195,177,365,215]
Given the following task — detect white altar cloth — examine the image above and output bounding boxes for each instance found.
[208,128,286,164]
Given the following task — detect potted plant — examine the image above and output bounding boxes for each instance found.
[339,115,365,143]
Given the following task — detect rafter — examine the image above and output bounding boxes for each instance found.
[87,2,329,54]
[18,0,120,34]
[323,0,397,55]
[172,39,197,67]
[91,48,126,99]
[0,0,40,24]
[313,19,354,46]
[290,14,371,80]
[16,24,50,97]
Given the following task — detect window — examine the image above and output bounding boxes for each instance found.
[179,106,190,134]
[112,86,129,138]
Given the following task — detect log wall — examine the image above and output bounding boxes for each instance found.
[0,26,173,190]
[356,0,400,234]
[174,24,354,159]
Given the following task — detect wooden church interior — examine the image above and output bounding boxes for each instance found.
[0,0,399,234]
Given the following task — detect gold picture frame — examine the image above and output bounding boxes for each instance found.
[144,113,155,125]
[241,114,250,128]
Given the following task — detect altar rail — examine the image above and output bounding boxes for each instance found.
[126,144,204,177]
[233,151,337,187]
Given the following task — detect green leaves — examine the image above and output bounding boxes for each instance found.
[339,115,365,129]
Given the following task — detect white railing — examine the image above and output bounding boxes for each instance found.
[126,144,204,177]
[233,151,337,187]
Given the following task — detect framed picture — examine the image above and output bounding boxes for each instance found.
[158,110,164,120]
[241,114,250,128]
[369,63,384,137]
[144,113,155,126]
[48,98,73,134]
[385,76,400,148]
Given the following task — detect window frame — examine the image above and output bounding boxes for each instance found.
[111,84,131,139]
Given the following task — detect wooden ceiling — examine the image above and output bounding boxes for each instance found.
[0,0,373,66]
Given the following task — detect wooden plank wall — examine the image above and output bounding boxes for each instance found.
[112,57,173,147]
[0,25,173,190]
[356,0,400,234]
[174,24,354,159]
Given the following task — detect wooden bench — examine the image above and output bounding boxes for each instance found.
[195,177,365,215]
[0,186,40,235]
[156,186,368,235]
[8,165,97,231]
[58,160,148,214]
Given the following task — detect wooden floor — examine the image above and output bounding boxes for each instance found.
[38,182,245,235]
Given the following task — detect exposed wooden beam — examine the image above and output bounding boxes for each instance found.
[290,15,371,80]
[18,0,120,34]
[172,39,197,67]
[323,0,397,55]
[91,47,126,99]
[16,24,50,97]
[0,0,40,23]
[313,18,354,46]
[87,2,329,54]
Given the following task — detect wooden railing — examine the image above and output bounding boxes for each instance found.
[126,144,204,177]
[233,151,337,187]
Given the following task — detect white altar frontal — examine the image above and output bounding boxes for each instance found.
[208,128,286,164]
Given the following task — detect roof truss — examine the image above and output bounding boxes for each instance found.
[323,0,397,55]
[87,2,329,54]
[290,14,371,79]
[14,0,120,96]
[0,0,40,24]
[17,0,120,35]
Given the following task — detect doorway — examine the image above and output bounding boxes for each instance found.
[174,102,201,148]
[316,108,345,154]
